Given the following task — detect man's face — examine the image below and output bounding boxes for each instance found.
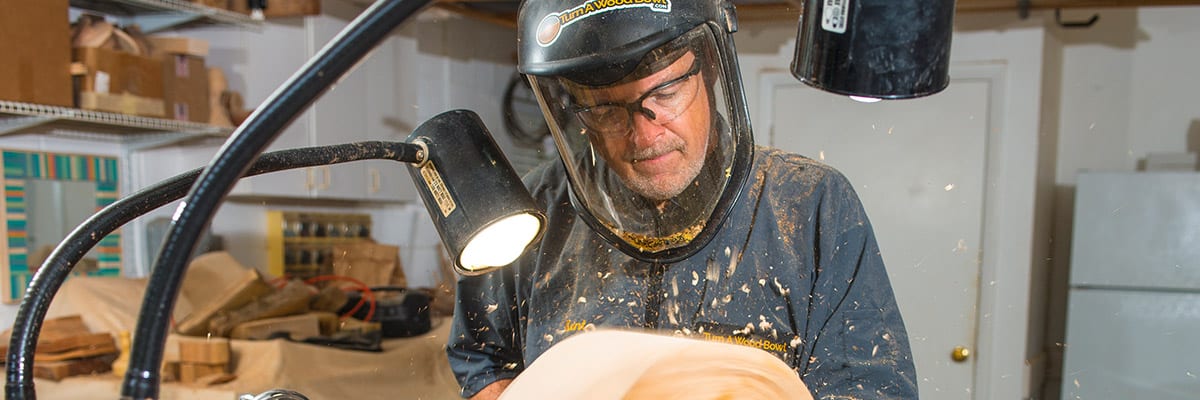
[571,52,712,201]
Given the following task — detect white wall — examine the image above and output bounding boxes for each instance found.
[1043,6,1200,400]
[736,11,1052,400]
[1054,7,1200,182]
[735,6,1200,399]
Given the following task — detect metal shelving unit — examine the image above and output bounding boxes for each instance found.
[0,100,232,146]
[4,1,252,145]
[69,0,262,33]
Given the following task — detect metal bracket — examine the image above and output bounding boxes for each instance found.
[1018,0,1031,19]
[1055,9,1099,29]
[723,2,739,33]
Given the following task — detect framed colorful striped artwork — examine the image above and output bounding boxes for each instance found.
[0,149,120,304]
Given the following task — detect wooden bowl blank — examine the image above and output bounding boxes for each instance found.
[499,330,813,400]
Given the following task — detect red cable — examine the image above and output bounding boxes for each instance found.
[304,275,376,322]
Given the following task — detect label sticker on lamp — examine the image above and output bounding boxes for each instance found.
[420,161,457,217]
[821,0,848,34]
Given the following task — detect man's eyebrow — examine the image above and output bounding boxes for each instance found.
[568,59,696,109]
[643,62,698,93]
[568,92,608,109]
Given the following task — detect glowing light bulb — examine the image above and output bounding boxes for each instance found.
[459,213,542,270]
[849,96,882,103]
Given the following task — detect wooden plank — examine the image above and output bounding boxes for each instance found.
[228,313,321,341]
[175,267,273,337]
[33,339,117,362]
[178,338,231,364]
[32,355,115,382]
[0,315,114,356]
[207,280,312,337]
[178,362,228,384]
[33,333,114,355]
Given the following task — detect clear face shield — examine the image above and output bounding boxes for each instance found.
[528,26,738,254]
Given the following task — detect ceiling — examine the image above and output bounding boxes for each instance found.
[430,0,1200,29]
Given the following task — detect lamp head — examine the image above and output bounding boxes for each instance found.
[791,0,955,100]
[406,110,546,275]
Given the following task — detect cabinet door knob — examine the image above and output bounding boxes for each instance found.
[369,168,381,194]
[951,346,971,363]
[318,166,331,190]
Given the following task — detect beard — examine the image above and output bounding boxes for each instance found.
[620,135,705,201]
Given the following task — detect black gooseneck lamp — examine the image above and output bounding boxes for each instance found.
[4,119,542,400]
[791,0,957,100]
[404,111,546,275]
[3,0,545,399]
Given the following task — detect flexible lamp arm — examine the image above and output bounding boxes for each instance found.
[122,0,430,398]
[3,141,424,400]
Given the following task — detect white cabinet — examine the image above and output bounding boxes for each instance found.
[210,16,314,198]
[361,22,416,202]
[1061,172,1200,400]
[198,0,415,202]
[306,3,368,200]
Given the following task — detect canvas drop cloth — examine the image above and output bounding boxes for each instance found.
[29,276,461,399]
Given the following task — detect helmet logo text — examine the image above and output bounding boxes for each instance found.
[537,0,672,47]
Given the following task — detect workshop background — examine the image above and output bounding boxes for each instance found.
[1,1,1198,399]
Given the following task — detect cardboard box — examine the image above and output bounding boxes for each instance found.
[73,47,165,100]
[77,91,166,118]
[148,36,210,58]
[160,54,211,123]
[0,0,73,107]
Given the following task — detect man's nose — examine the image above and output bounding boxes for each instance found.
[629,109,666,147]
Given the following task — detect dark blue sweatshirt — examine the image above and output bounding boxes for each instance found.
[447,147,918,399]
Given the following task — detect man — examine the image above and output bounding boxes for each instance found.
[447,1,918,399]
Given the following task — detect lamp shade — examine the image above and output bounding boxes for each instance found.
[791,0,955,99]
[406,110,546,275]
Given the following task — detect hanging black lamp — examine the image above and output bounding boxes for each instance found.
[791,0,956,100]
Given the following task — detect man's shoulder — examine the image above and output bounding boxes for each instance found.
[521,158,570,200]
[750,147,870,229]
[753,146,853,189]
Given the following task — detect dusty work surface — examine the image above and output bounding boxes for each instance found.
[19,276,461,400]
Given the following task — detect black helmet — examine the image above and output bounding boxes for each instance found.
[517,0,754,263]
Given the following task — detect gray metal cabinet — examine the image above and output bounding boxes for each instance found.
[1062,171,1200,400]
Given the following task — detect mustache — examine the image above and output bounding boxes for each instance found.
[625,136,685,162]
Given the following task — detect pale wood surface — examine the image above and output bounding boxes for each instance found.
[499,330,814,400]
[177,337,231,364]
